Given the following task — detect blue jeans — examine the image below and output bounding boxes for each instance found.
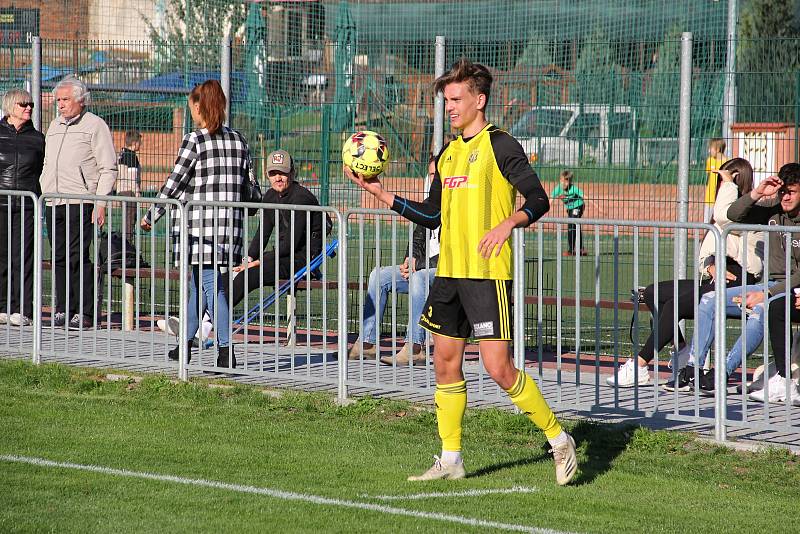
[690,282,776,376]
[187,265,230,348]
[361,265,435,345]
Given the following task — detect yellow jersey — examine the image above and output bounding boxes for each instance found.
[704,155,728,205]
[390,124,550,281]
[437,125,516,279]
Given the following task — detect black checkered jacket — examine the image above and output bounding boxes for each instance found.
[144,127,257,265]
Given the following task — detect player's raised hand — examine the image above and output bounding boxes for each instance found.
[478,220,514,259]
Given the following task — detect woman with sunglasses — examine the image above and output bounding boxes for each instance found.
[0,90,44,327]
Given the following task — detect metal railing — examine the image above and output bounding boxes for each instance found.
[2,193,799,445]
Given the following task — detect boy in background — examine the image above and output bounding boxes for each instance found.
[116,130,142,240]
[704,137,727,223]
[551,169,586,256]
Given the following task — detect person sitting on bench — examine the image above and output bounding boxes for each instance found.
[229,149,329,309]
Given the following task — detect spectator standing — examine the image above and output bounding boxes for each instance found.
[40,76,117,329]
[115,130,142,241]
[0,89,44,326]
[551,169,585,256]
[141,80,259,370]
[703,137,728,223]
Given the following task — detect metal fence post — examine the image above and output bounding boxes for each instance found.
[178,204,189,382]
[31,37,42,132]
[513,227,525,370]
[433,36,445,156]
[714,228,727,442]
[320,105,331,206]
[221,34,232,127]
[721,0,738,144]
[337,211,348,401]
[32,194,42,365]
[676,32,693,281]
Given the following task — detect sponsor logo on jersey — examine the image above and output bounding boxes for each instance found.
[443,175,469,189]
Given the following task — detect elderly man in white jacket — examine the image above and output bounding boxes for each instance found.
[40,76,117,329]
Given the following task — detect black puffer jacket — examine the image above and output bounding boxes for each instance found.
[0,117,45,206]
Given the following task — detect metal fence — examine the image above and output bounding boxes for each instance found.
[3,193,799,445]
[12,31,800,232]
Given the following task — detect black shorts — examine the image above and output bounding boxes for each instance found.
[418,277,513,340]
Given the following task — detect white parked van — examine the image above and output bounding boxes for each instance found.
[509,104,637,166]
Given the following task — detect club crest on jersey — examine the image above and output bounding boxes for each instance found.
[443,175,468,189]
[468,150,479,163]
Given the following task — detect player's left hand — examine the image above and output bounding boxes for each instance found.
[478,221,513,259]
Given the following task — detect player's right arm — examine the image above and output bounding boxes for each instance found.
[344,164,441,230]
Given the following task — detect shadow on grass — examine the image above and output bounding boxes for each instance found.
[568,419,635,486]
[467,420,635,485]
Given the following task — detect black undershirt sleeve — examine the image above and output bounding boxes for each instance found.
[390,155,443,230]
[490,128,550,225]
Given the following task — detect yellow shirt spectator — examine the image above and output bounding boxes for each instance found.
[704,155,728,205]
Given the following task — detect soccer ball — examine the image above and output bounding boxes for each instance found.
[342,130,389,178]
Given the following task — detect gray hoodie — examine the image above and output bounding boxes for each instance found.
[727,193,800,296]
[40,110,117,206]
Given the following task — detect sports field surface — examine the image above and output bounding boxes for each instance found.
[3,359,797,533]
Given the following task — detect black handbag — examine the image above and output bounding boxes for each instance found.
[243,168,263,204]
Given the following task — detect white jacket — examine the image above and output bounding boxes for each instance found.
[698,181,763,278]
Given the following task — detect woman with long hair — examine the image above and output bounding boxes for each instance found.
[607,157,762,389]
[141,79,259,370]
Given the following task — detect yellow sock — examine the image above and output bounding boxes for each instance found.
[435,380,467,452]
[506,370,562,439]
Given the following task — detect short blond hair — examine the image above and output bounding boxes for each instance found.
[2,88,32,117]
[559,170,574,182]
[709,137,726,154]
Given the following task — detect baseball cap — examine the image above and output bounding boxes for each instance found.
[266,149,294,174]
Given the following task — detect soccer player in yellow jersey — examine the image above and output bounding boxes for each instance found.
[345,58,578,486]
[704,137,728,222]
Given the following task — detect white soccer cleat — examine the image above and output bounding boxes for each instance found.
[606,358,650,388]
[407,456,466,481]
[551,433,578,486]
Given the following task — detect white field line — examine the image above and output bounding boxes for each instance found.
[1,454,574,534]
[365,486,539,501]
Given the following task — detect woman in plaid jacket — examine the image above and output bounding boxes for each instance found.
[142,79,258,370]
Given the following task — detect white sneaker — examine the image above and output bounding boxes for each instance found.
[749,373,798,404]
[606,358,650,387]
[167,316,180,337]
[9,313,31,326]
[159,316,212,341]
[0,313,7,325]
[407,456,466,481]
[157,318,175,336]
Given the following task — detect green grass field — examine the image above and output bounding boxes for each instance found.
[2,359,798,533]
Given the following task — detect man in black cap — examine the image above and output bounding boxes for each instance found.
[229,149,328,309]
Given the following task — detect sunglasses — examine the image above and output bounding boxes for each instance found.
[16,102,34,109]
